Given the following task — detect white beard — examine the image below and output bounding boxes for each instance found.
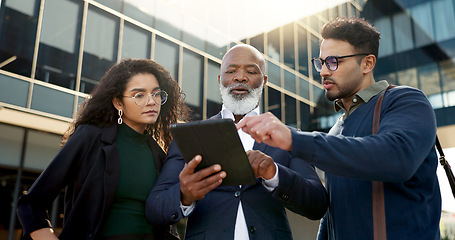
[219,82,263,115]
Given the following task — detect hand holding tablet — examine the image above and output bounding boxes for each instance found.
[170,119,256,186]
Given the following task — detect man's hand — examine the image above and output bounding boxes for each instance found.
[179,155,226,206]
[237,112,292,151]
[247,150,276,180]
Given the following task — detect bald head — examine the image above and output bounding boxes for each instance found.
[221,44,267,75]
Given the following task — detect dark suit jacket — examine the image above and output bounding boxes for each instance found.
[146,113,328,240]
[17,124,168,240]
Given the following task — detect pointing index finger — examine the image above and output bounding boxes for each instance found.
[236,118,247,130]
[236,115,259,134]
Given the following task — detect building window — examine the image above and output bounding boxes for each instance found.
[36,0,82,90]
[31,84,75,118]
[392,12,414,53]
[0,74,29,108]
[283,23,296,70]
[297,25,309,76]
[250,33,264,54]
[284,69,296,94]
[267,60,281,87]
[440,58,455,107]
[121,22,151,60]
[419,63,442,109]
[285,95,297,128]
[182,49,203,120]
[182,17,206,52]
[268,87,281,119]
[0,124,25,167]
[0,0,39,77]
[299,77,310,101]
[154,36,179,80]
[397,67,418,89]
[81,5,119,94]
[23,129,61,171]
[206,59,221,118]
[310,34,320,81]
[433,0,455,42]
[267,28,281,62]
[300,101,311,131]
[375,17,394,57]
[410,2,434,47]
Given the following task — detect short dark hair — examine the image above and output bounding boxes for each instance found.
[321,17,380,58]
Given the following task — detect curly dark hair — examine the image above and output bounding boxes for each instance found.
[62,58,190,151]
[321,17,380,58]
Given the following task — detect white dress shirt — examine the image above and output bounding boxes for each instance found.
[181,105,279,240]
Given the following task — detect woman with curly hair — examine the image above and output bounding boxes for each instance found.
[17,58,189,240]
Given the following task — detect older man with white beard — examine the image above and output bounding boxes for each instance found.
[146,44,328,240]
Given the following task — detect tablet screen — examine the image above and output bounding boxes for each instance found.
[170,119,256,186]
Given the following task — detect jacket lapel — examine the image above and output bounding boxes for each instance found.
[100,125,120,223]
[209,112,222,120]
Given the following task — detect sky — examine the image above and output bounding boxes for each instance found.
[126,0,351,46]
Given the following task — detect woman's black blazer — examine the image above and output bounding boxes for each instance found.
[17,124,167,240]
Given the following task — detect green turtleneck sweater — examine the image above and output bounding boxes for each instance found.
[101,123,157,236]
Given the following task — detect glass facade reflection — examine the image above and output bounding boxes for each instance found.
[1,0,455,239]
[365,0,455,127]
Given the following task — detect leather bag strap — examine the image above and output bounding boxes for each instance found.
[436,137,455,198]
[372,181,386,240]
[372,84,455,240]
[371,85,394,240]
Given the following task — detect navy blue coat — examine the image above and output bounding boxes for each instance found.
[291,86,441,239]
[146,114,328,240]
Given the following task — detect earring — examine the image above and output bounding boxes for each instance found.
[118,109,123,125]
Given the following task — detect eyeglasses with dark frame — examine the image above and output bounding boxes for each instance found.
[311,53,370,72]
[124,90,168,107]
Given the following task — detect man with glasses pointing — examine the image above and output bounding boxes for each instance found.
[237,17,441,240]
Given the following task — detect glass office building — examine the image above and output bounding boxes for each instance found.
[1,0,454,239]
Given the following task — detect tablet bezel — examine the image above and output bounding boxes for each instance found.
[169,119,257,186]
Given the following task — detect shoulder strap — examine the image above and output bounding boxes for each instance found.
[372,85,395,134]
[372,85,395,240]
[372,84,455,240]
[436,137,455,198]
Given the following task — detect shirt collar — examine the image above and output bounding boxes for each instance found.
[334,80,389,112]
[221,105,260,121]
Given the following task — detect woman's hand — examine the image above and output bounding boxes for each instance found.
[30,228,59,240]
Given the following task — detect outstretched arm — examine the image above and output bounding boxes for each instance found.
[248,148,328,220]
[273,153,328,220]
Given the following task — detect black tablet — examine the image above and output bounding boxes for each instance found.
[169,118,256,186]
